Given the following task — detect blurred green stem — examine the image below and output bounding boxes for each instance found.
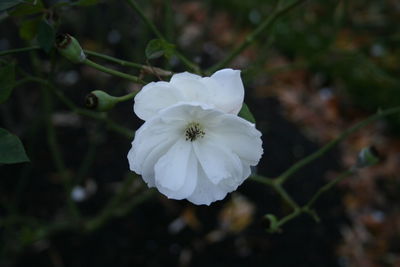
[84,50,173,76]
[252,105,400,232]
[19,76,134,139]
[83,58,145,84]
[276,106,400,185]
[125,0,201,74]
[85,175,136,232]
[0,46,40,56]
[267,169,354,233]
[41,83,81,219]
[207,0,306,73]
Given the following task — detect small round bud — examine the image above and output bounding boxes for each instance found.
[356,146,380,168]
[85,90,119,111]
[55,33,86,63]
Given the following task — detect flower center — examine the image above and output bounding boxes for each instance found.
[185,122,205,142]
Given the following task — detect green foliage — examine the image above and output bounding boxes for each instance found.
[0,128,29,164]
[73,0,101,6]
[19,18,40,40]
[145,39,175,60]
[0,0,25,12]
[264,214,279,233]
[0,63,16,104]
[37,19,55,53]
[238,103,256,123]
[8,0,44,16]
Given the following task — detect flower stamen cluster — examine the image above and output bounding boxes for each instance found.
[185,122,205,142]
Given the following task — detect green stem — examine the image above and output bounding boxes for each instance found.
[0,46,40,57]
[305,169,354,208]
[125,0,201,74]
[269,169,354,232]
[276,106,400,185]
[22,76,134,139]
[250,175,299,211]
[85,50,173,76]
[85,174,137,232]
[83,58,145,84]
[85,50,142,68]
[116,91,138,102]
[207,0,306,73]
[41,86,80,219]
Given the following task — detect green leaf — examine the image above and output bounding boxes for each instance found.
[37,19,55,53]
[0,128,29,164]
[73,0,100,6]
[0,0,25,12]
[145,39,175,60]
[238,103,256,123]
[8,0,44,17]
[19,18,40,41]
[0,63,16,104]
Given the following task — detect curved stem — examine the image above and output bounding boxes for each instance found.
[85,50,173,76]
[207,0,306,73]
[305,169,354,208]
[269,169,354,232]
[276,106,400,185]
[0,46,40,57]
[83,58,145,84]
[21,76,134,139]
[125,0,201,74]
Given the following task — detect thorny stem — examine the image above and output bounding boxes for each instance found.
[207,0,307,73]
[125,0,201,74]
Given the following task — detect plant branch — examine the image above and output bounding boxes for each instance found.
[207,0,306,73]
[21,76,134,139]
[0,46,40,57]
[276,106,400,185]
[125,0,201,74]
[85,174,137,232]
[84,50,173,76]
[267,169,354,232]
[83,58,145,84]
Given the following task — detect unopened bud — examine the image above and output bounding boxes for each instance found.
[85,90,119,111]
[55,33,86,63]
[356,146,380,168]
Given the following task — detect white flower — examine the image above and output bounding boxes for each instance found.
[133,68,244,121]
[127,103,263,205]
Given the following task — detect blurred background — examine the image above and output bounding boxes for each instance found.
[1,0,400,266]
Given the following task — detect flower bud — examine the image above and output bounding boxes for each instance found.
[356,146,380,168]
[85,90,119,111]
[55,33,86,63]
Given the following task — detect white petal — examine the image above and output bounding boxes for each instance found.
[127,116,179,186]
[170,72,202,81]
[154,139,192,191]
[187,166,228,205]
[209,114,263,165]
[207,68,244,114]
[193,137,243,184]
[134,81,185,120]
[170,72,214,105]
[156,148,198,200]
[140,138,175,187]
